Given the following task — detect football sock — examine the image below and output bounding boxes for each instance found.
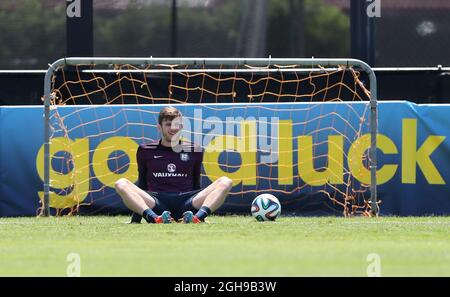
[142,208,158,223]
[130,212,142,223]
[195,206,211,221]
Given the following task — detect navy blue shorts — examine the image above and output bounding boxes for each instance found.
[148,189,202,220]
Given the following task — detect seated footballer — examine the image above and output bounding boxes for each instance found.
[115,106,232,224]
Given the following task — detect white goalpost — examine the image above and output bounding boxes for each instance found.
[42,57,378,217]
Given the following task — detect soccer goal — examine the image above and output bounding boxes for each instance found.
[41,57,378,217]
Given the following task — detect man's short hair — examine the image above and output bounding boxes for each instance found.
[158,107,182,125]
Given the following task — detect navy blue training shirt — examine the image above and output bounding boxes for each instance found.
[136,140,203,193]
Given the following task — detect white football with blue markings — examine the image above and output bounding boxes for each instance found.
[251,194,281,221]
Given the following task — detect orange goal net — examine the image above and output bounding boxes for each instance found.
[41,58,378,217]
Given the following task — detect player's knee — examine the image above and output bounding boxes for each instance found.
[114,178,130,192]
[217,176,232,192]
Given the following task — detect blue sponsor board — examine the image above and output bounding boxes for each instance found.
[0,101,448,216]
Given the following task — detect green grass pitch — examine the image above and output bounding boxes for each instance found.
[0,216,449,276]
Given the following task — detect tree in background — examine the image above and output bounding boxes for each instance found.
[267,0,349,58]
[0,0,349,69]
[97,0,350,59]
[0,0,65,69]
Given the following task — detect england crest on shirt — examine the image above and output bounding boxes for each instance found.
[180,153,189,162]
